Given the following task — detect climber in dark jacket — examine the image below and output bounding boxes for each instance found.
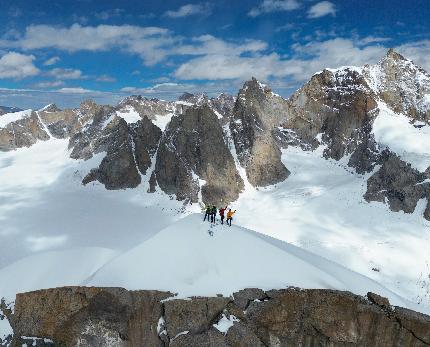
[211,205,217,223]
[219,206,227,224]
[203,205,211,222]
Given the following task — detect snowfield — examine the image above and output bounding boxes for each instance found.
[1,128,430,337]
[0,109,32,128]
[373,101,430,171]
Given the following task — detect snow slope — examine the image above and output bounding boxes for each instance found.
[234,145,430,310]
[86,214,424,313]
[373,101,430,171]
[0,139,182,274]
[0,109,32,128]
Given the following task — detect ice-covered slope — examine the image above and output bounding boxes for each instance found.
[0,138,182,270]
[372,101,430,171]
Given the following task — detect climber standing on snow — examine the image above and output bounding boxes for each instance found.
[219,206,227,224]
[211,205,217,223]
[203,205,211,222]
[226,209,236,227]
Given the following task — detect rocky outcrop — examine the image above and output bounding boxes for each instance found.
[363,49,430,122]
[209,93,235,120]
[82,116,162,189]
[364,151,430,220]
[118,96,182,122]
[283,68,379,166]
[6,287,430,346]
[37,104,81,139]
[10,287,172,347]
[0,110,50,150]
[154,104,243,205]
[231,78,290,186]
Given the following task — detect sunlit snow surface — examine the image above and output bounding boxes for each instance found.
[0,109,32,128]
[373,102,430,171]
[1,135,430,339]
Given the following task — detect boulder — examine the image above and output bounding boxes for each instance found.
[163,297,230,338]
[232,288,267,311]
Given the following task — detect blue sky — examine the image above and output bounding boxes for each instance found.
[0,0,429,109]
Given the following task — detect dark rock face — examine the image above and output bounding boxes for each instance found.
[7,287,430,347]
[155,104,243,205]
[231,78,290,186]
[209,93,235,120]
[82,117,162,189]
[364,151,430,220]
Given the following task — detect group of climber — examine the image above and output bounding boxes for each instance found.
[203,204,236,226]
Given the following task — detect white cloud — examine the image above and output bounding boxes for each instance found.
[248,0,300,17]
[307,1,336,18]
[33,80,65,88]
[95,8,124,20]
[47,68,84,80]
[357,36,392,45]
[173,35,267,56]
[121,82,194,94]
[96,74,116,82]
[175,53,296,80]
[57,87,92,94]
[0,51,39,79]
[174,38,387,82]
[164,3,212,18]
[43,56,60,66]
[0,24,268,67]
[396,40,430,72]
[2,24,173,65]
[26,235,68,251]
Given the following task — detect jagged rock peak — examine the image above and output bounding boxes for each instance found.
[385,48,407,61]
[178,92,194,102]
[178,92,208,105]
[79,99,99,109]
[38,103,61,112]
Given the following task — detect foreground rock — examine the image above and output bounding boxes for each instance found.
[5,286,430,346]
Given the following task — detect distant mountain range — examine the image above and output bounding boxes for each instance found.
[0,49,429,220]
[0,106,22,116]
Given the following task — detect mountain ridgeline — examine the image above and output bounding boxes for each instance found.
[1,49,430,219]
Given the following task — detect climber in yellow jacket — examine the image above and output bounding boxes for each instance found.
[226,209,236,227]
